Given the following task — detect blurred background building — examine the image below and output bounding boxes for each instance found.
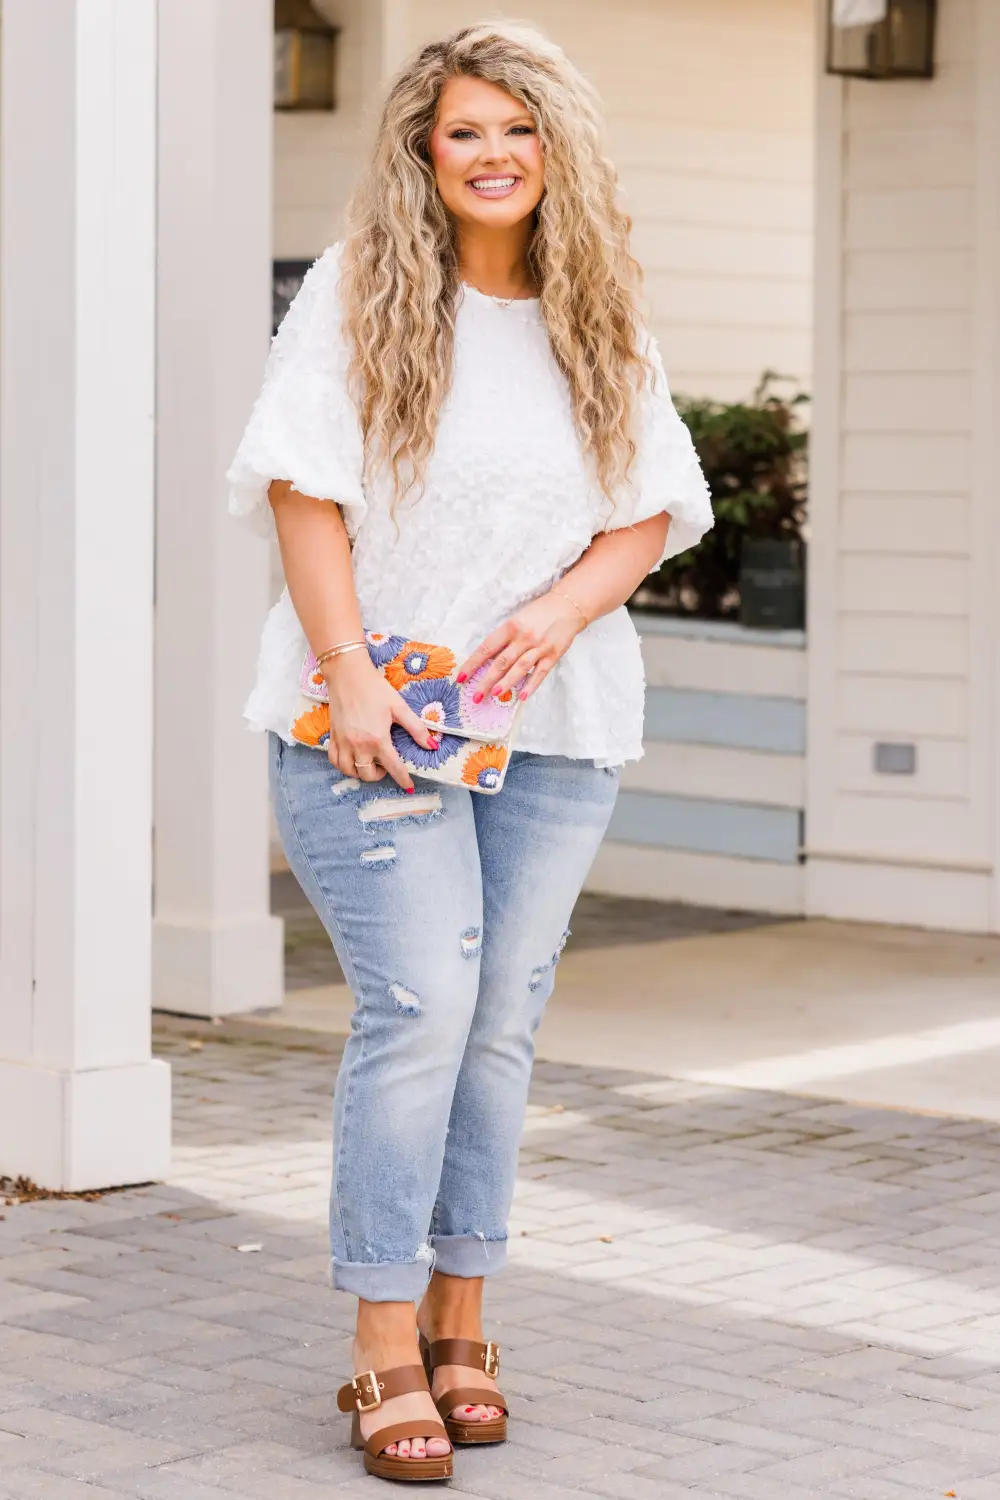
[2,0,997,1189]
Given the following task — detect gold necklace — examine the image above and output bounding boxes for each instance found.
[463,279,531,309]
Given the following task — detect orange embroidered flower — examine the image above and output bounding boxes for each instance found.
[384,641,456,690]
[462,744,507,791]
[291,704,331,747]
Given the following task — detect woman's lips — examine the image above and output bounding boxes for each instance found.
[466,175,521,199]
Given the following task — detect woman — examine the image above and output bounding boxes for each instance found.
[229,20,711,1484]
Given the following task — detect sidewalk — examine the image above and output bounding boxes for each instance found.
[271,870,1000,1121]
[3,1000,1000,1498]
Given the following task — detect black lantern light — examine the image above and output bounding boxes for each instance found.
[827,0,936,80]
[274,0,338,111]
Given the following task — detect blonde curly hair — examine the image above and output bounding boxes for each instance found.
[341,20,648,504]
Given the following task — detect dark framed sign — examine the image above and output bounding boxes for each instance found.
[273,259,314,335]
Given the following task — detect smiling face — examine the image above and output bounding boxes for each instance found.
[428,74,544,233]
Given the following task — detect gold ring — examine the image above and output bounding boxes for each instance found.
[354,759,376,769]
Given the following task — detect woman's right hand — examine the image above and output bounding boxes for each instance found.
[323,652,439,791]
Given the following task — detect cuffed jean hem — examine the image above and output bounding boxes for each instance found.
[330,1254,435,1302]
[430,1232,508,1279]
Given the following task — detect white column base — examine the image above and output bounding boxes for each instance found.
[806,856,992,933]
[153,914,284,1017]
[0,1058,171,1193]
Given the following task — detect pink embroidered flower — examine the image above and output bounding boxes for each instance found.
[459,664,519,735]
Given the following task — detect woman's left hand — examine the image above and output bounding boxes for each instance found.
[457,591,587,703]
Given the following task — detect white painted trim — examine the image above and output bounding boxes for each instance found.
[977,0,1000,931]
[623,741,805,810]
[807,856,991,933]
[585,841,805,915]
[805,37,845,906]
[805,848,992,876]
[641,631,807,699]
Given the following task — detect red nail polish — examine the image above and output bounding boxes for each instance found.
[456,672,467,684]
[405,787,415,795]
[491,686,503,698]
[519,691,528,701]
[473,692,484,703]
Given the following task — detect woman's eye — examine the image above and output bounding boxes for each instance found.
[450,129,477,140]
[509,126,535,135]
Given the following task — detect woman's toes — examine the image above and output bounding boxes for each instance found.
[384,1442,398,1456]
[396,1439,411,1458]
[410,1438,426,1459]
[458,1402,491,1422]
[427,1436,451,1458]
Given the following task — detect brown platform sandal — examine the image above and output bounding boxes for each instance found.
[337,1364,453,1482]
[419,1334,509,1445]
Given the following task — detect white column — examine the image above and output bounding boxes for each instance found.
[0,0,170,1190]
[362,0,412,94]
[153,0,284,1017]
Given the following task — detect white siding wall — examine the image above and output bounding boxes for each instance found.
[273,0,371,258]
[273,0,816,401]
[807,0,1000,931]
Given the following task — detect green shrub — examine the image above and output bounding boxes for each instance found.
[633,373,808,620]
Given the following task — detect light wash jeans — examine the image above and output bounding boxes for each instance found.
[269,737,619,1301]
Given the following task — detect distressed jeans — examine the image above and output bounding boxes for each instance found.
[269,737,619,1301]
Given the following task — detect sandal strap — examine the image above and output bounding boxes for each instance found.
[435,1384,509,1419]
[425,1337,501,1378]
[362,1417,451,1460]
[336,1363,429,1413]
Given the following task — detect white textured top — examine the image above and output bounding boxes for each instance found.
[228,245,712,764]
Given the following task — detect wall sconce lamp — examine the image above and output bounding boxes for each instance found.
[827,0,936,79]
[274,0,339,111]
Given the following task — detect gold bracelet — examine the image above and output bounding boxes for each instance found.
[550,590,589,628]
[314,639,367,669]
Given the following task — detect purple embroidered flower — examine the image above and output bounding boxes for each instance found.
[460,664,519,735]
[365,631,407,667]
[400,677,463,732]
[390,724,463,770]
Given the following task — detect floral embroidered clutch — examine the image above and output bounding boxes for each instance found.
[288,631,525,795]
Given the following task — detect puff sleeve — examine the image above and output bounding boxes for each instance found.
[604,331,714,569]
[227,243,365,542]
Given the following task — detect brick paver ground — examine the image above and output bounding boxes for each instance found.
[3,1015,1000,1498]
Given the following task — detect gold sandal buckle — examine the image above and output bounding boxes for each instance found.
[353,1369,382,1412]
[483,1341,500,1378]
